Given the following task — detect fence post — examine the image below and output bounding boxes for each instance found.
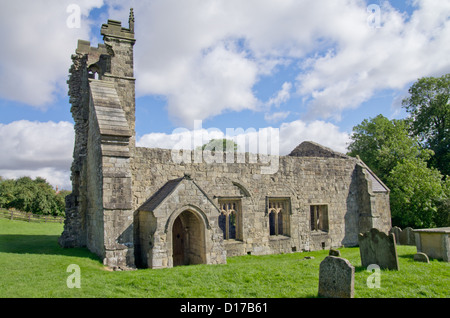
[10,211,14,220]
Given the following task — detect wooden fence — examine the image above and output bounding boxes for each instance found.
[0,209,64,224]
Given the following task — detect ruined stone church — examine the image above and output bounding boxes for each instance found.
[59,11,392,269]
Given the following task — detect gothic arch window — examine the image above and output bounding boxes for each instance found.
[218,199,242,240]
[268,198,290,236]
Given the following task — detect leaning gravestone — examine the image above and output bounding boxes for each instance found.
[390,226,402,244]
[318,256,355,298]
[359,228,399,270]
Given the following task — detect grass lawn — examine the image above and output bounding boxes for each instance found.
[0,218,449,298]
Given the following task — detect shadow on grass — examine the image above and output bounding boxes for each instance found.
[398,253,415,260]
[0,234,101,262]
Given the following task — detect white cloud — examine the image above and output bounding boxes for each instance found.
[137,118,350,156]
[0,0,104,107]
[108,0,448,126]
[266,82,292,108]
[163,42,260,127]
[0,120,74,189]
[264,111,291,123]
[3,0,450,124]
[296,0,450,120]
[279,120,350,155]
[113,0,375,126]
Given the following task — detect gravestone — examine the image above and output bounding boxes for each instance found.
[318,256,354,298]
[390,226,415,245]
[414,252,429,263]
[390,226,402,244]
[400,227,416,245]
[358,228,399,270]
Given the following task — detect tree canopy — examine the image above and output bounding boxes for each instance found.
[347,114,432,178]
[402,73,450,176]
[0,176,69,216]
[200,138,239,152]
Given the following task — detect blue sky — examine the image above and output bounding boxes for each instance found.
[0,0,449,190]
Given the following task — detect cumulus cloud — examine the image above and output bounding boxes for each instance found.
[137,119,350,156]
[264,111,291,123]
[266,82,292,109]
[278,120,350,155]
[2,0,450,122]
[104,0,450,125]
[296,0,450,120]
[0,120,74,189]
[0,0,104,107]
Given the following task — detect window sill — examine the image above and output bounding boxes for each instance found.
[310,230,329,236]
[224,239,243,245]
[269,235,290,241]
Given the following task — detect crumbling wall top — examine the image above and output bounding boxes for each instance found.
[100,8,135,42]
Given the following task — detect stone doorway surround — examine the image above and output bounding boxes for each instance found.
[169,209,207,267]
[135,175,227,268]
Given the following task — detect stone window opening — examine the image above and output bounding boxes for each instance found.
[218,199,242,240]
[88,69,99,80]
[268,198,290,236]
[88,64,101,80]
[310,205,329,232]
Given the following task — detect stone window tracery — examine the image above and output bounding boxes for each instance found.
[268,198,290,236]
[218,199,241,240]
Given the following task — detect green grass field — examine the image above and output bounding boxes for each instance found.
[0,218,449,298]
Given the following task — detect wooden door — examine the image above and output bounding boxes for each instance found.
[172,217,185,266]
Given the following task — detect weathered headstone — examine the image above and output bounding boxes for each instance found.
[391,226,416,245]
[400,227,416,246]
[318,256,355,298]
[413,252,429,263]
[358,228,399,270]
[390,226,402,244]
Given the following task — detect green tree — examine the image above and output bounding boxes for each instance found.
[347,114,431,180]
[200,138,239,152]
[0,178,15,208]
[387,158,447,228]
[402,73,450,176]
[0,176,70,216]
[12,177,37,213]
[31,178,59,215]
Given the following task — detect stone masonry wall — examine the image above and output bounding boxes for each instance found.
[131,147,382,257]
[59,52,90,248]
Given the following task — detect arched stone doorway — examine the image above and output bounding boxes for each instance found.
[171,210,206,266]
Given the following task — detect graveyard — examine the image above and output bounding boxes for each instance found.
[0,218,448,298]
